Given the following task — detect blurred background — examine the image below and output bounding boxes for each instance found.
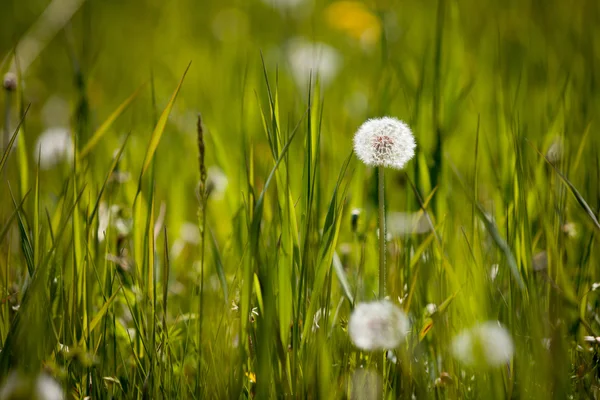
[1,0,600,397]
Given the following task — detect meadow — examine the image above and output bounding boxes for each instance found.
[1,0,600,398]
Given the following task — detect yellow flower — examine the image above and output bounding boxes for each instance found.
[324,1,381,46]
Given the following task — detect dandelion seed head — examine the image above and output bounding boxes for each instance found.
[348,300,410,350]
[286,38,341,89]
[35,373,64,400]
[3,72,17,92]
[34,127,73,170]
[451,321,514,367]
[0,371,64,400]
[353,117,416,170]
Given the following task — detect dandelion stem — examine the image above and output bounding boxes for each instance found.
[378,166,386,299]
[3,90,10,153]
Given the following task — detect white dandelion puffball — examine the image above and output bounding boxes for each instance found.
[451,321,514,367]
[0,371,64,400]
[286,38,341,89]
[34,127,73,170]
[349,300,410,350]
[353,117,416,170]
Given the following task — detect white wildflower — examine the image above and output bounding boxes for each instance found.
[451,321,514,367]
[348,300,410,350]
[425,303,437,316]
[562,222,577,238]
[286,38,341,89]
[34,127,73,170]
[353,117,416,170]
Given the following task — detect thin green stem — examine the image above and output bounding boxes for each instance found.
[378,166,386,299]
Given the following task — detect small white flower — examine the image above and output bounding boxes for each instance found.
[353,117,416,170]
[451,321,514,367]
[286,38,341,89]
[348,300,410,350]
[207,166,229,200]
[34,127,73,170]
[425,303,437,316]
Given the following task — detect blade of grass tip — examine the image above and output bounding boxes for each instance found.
[302,153,353,344]
[137,62,191,194]
[527,139,600,231]
[88,132,131,223]
[133,61,192,204]
[241,110,306,353]
[80,286,122,344]
[8,183,35,276]
[0,189,30,242]
[447,158,526,291]
[0,104,30,174]
[79,84,145,158]
[332,251,354,306]
[33,157,40,273]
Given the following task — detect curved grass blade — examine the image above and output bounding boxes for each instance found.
[528,140,600,231]
[88,132,131,223]
[0,104,30,174]
[138,62,191,184]
[0,189,30,242]
[79,85,144,158]
[448,160,526,291]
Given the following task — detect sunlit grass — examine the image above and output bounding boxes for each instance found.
[1,0,600,398]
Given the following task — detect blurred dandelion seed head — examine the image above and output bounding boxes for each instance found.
[3,72,17,92]
[0,371,64,400]
[286,38,341,90]
[353,117,416,170]
[34,127,73,170]
[451,322,514,367]
[348,300,410,350]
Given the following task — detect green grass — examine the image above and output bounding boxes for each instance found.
[1,0,600,398]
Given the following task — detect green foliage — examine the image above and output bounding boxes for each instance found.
[1,0,600,398]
